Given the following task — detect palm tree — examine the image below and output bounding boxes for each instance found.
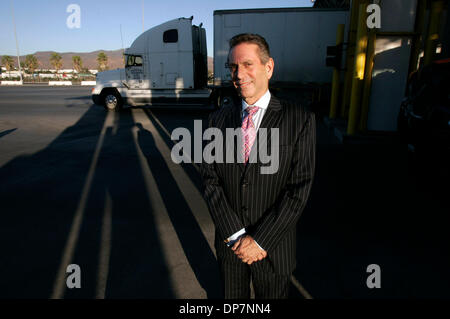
[25,54,38,75]
[97,52,108,71]
[1,55,15,77]
[50,52,62,78]
[72,55,83,74]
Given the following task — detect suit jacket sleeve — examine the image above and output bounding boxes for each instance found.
[251,111,316,253]
[200,112,245,241]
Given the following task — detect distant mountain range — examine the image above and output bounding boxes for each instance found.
[1,49,213,71]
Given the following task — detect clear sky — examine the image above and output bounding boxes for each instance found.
[0,0,314,57]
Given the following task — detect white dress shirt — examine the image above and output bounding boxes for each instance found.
[241,89,271,130]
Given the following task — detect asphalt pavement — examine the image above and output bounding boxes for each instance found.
[0,86,448,299]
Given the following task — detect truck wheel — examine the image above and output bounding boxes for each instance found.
[211,89,235,109]
[209,90,221,110]
[222,95,232,107]
[216,94,232,109]
[103,91,123,111]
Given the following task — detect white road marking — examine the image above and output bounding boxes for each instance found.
[291,275,313,299]
[146,109,199,171]
[131,109,207,298]
[140,109,215,253]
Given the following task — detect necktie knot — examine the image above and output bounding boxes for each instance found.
[245,106,259,117]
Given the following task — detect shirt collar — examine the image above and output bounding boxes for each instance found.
[242,90,271,113]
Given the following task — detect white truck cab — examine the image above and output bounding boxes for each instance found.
[92,17,210,110]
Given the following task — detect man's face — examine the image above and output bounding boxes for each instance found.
[228,43,274,105]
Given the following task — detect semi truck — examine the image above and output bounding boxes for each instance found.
[92,7,348,111]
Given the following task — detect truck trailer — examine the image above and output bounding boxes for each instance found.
[92,7,348,111]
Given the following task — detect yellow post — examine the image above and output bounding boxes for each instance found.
[408,0,427,75]
[359,28,376,132]
[329,24,345,119]
[424,0,444,66]
[340,0,366,118]
[347,4,368,135]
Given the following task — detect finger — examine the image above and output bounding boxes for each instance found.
[249,255,259,264]
[236,252,246,260]
[235,246,247,256]
[239,251,248,259]
[241,238,252,249]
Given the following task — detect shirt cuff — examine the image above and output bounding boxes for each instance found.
[225,228,246,247]
[225,229,265,251]
[254,240,265,251]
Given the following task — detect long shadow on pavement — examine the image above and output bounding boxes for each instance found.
[63,109,174,298]
[142,108,211,198]
[0,128,17,139]
[0,105,107,298]
[135,121,222,298]
[0,105,177,298]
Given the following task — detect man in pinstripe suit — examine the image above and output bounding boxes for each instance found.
[201,34,316,299]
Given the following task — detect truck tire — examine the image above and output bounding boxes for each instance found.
[209,89,221,110]
[212,90,233,109]
[221,95,233,107]
[103,90,123,111]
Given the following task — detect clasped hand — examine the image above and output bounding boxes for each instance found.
[232,235,267,265]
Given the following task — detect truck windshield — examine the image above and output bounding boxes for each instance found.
[126,55,143,67]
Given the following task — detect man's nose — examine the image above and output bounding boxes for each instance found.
[234,66,244,81]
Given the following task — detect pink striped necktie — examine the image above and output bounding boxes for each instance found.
[241,106,259,164]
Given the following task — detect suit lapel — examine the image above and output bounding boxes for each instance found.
[224,98,244,172]
[230,98,242,129]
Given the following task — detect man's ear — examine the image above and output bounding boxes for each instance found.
[266,58,274,79]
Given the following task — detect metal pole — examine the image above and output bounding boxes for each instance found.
[347,4,368,135]
[329,24,345,119]
[424,0,444,66]
[408,0,427,74]
[142,0,145,32]
[11,0,23,83]
[120,24,125,65]
[340,0,363,118]
[359,28,376,132]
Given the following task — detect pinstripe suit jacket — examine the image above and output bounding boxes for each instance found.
[201,93,316,275]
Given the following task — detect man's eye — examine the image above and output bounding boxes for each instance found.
[226,64,237,72]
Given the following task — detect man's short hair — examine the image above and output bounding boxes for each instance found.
[228,33,271,64]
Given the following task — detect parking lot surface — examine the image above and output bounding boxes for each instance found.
[0,86,448,298]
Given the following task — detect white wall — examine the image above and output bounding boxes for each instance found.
[214,9,349,84]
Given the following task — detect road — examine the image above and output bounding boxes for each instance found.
[0,86,448,299]
[0,86,219,298]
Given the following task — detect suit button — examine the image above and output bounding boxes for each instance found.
[242,182,248,188]
[241,206,247,212]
